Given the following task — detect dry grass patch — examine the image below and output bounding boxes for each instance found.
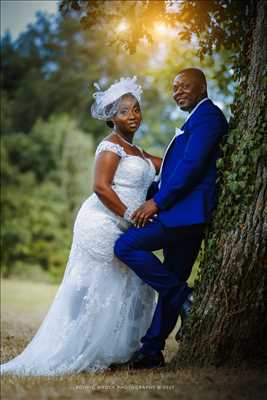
[1,279,266,400]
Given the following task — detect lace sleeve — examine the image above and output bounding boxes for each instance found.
[95,141,126,159]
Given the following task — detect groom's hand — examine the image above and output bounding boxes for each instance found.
[132,199,159,228]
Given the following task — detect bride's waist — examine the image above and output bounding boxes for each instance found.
[84,192,145,214]
[112,185,146,203]
[112,182,146,192]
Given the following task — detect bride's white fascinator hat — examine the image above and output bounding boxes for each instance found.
[91,76,143,121]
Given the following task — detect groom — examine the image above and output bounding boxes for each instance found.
[114,68,228,368]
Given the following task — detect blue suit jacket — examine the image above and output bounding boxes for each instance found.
[148,99,228,227]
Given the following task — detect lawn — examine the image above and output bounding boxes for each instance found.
[1,278,266,400]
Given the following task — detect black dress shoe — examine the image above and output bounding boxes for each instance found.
[175,291,193,342]
[111,350,165,370]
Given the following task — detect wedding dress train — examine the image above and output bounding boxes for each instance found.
[0,141,157,376]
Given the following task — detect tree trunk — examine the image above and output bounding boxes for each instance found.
[172,0,267,367]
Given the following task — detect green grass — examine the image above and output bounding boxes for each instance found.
[1,279,266,400]
[1,278,58,316]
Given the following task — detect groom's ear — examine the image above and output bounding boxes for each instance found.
[200,83,207,95]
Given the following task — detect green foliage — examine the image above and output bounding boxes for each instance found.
[0,3,237,284]
[61,0,240,92]
[1,115,93,282]
[216,108,267,230]
[1,6,234,139]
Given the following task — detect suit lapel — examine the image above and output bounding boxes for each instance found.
[157,99,211,184]
[157,132,179,184]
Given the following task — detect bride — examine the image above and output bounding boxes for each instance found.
[0,76,162,376]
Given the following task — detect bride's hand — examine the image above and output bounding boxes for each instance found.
[132,199,159,228]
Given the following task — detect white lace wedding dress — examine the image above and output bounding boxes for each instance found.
[1,140,157,376]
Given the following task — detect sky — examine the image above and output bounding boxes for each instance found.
[1,0,58,39]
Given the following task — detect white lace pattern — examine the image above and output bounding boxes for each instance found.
[1,140,157,376]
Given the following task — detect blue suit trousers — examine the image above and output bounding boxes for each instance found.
[114,219,204,355]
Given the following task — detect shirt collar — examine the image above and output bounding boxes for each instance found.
[185,97,209,122]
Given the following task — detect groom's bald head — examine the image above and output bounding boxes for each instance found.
[176,68,207,87]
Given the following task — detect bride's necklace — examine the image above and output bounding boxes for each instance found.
[113,132,135,148]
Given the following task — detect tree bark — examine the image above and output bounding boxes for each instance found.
[172,0,267,367]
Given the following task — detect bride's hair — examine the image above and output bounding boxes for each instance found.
[106,121,114,128]
[103,97,123,129]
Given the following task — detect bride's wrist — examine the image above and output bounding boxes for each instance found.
[123,206,135,224]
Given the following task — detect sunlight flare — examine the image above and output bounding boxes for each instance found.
[153,22,168,36]
[117,20,129,33]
